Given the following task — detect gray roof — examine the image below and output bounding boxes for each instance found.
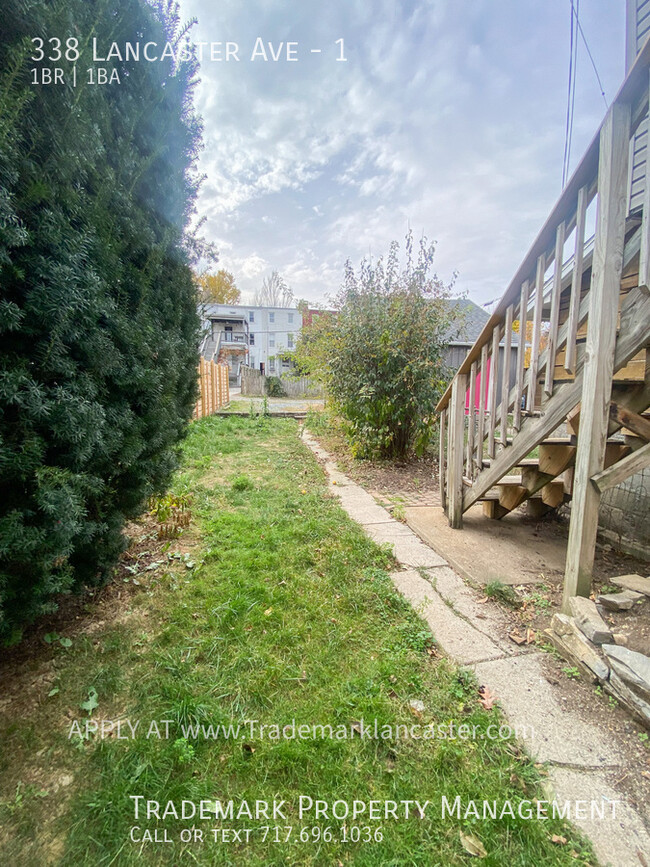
[443,298,519,347]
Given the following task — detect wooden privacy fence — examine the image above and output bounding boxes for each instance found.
[193,358,229,419]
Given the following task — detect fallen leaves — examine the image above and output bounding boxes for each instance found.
[508,628,536,646]
[477,685,497,710]
[459,830,487,858]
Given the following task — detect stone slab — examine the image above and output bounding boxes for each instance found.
[548,766,650,867]
[602,644,650,699]
[545,623,610,682]
[597,590,644,611]
[611,574,650,596]
[391,570,503,664]
[472,654,621,767]
[568,596,613,645]
[607,671,650,726]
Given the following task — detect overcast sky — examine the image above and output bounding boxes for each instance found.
[177,0,625,308]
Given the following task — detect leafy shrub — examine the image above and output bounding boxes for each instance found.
[0,0,202,642]
[299,232,463,458]
[265,376,286,397]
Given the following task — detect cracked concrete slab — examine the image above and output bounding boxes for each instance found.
[391,569,504,664]
[425,566,516,654]
[366,526,448,567]
[547,766,650,867]
[472,654,621,768]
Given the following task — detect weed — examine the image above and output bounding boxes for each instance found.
[43,632,72,649]
[392,503,406,522]
[171,738,196,764]
[231,474,254,492]
[562,666,581,680]
[484,580,521,609]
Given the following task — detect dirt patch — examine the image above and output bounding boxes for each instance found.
[310,421,439,503]
[0,511,202,726]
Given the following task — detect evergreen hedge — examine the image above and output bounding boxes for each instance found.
[0,0,202,641]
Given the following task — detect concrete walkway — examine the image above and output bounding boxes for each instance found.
[301,428,650,867]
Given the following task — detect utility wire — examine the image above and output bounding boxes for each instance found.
[562,0,578,188]
[569,0,609,109]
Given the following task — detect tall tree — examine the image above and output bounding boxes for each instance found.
[0,0,202,641]
[253,271,294,307]
[196,269,240,304]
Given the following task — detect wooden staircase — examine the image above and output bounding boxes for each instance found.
[474,439,631,520]
[437,41,650,609]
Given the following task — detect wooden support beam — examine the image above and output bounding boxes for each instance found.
[610,401,650,441]
[565,186,588,374]
[447,374,467,529]
[564,101,631,609]
[521,466,553,494]
[527,254,545,411]
[545,221,566,395]
[483,500,509,520]
[591,441,650,492]
[513,280,529,430]
[499,305,514,444]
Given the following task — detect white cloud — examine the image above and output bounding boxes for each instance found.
[179,0,625,304]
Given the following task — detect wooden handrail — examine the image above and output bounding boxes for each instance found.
[436,35,650,412]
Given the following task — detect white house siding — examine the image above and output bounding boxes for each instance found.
[202,304,302,374]
[628,0,650,212]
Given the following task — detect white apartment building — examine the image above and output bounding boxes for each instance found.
[201,304,302,383]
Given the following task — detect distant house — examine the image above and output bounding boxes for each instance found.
[201,304,302,384]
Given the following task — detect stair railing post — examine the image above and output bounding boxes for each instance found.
[447,373,467,529]
[563,101,631,610]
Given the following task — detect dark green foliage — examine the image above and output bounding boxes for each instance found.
[265,375,286,397]
[304,232,463,459]
[0,0,202,641]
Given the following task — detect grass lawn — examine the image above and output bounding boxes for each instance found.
[0,416,594,865]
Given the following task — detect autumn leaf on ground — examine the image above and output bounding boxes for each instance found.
[459,830,487,857]
[508,630,527,646]
[551,835,567,845]
[478,685,497,710]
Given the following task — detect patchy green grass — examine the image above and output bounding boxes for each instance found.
[0,417,594,865]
